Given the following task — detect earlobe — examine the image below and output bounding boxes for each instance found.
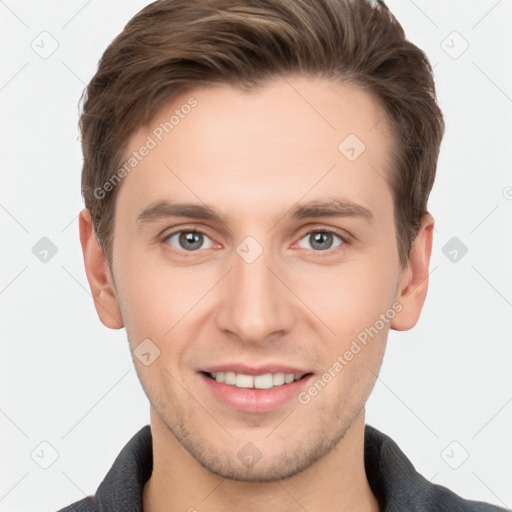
[391,213,434,331]
[79,208,124,329]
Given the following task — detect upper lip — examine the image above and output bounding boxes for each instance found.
[200,363,313,377]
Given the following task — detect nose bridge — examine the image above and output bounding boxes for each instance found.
[215,239,294,342]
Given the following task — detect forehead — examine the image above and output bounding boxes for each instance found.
[115,76,394,223]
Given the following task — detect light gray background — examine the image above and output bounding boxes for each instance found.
[1,1,511,511]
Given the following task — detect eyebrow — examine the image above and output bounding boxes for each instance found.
[136,198,374,226]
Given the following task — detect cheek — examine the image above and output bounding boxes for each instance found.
[296,258,399,337]
[115,256,215,348]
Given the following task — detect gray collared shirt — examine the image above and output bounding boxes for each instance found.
[56,425,507,511]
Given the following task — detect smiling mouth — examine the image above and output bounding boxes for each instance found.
[202,371,313,390]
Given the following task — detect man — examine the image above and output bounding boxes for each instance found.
[57,0,505,510]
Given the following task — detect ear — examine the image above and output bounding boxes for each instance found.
[391,212,434,331]
[79,208,124,329]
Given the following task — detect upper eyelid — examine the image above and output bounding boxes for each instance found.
[162,225,349,251]
[295,229,346,250]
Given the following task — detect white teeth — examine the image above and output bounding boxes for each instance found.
[225,371,236,385]
[235,374,254,388]
[254,373,273,389]
[272,373,285,386]
[210,371,305,389]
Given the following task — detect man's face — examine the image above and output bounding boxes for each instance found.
[110,77,405,480]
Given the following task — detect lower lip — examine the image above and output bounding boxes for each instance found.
[200,373,313,413]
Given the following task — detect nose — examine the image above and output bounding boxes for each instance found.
[214,243,295,344]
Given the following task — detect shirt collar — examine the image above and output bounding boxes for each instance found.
[95,425,152,512]
[89,424,503,512]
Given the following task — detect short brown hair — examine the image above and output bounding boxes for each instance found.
[80,0,444,266]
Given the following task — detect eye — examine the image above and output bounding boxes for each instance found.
[166,230,215,252]
[297,230,344,251]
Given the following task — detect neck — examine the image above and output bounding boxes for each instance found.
[143,407,379,512]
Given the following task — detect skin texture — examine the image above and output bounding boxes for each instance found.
[80,76,433,512]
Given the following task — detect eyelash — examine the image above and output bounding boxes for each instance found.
[160,225,349,257]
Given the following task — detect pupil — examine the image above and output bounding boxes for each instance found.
[179,231,203,250]
[311,232,332,250]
